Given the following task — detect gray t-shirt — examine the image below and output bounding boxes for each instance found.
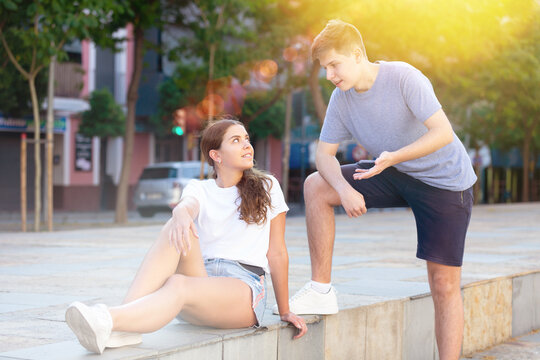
[320,61,476,191]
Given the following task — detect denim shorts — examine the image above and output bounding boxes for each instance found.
[341,161,473,267]
[204,258,267,326]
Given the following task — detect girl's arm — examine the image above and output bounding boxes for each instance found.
[267,212,307,339]
[167,196,200,256]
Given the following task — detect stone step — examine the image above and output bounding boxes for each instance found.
[2,270,539,360]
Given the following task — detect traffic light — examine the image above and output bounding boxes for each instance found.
[172,126,184,136]
[172,109,186,136]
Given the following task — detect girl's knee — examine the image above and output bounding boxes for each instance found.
[166,274,187,289]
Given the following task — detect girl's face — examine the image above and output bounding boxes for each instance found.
[213,124,254,171]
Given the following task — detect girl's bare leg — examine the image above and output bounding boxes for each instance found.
[109,218,256,333]
[122,218,206,304]
[110,275,256,333]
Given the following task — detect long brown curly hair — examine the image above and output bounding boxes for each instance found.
[200,118,273,225]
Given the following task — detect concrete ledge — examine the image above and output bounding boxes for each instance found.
[462,277,512,355]
[2,204,539,359]
[2,270,539,360]
[512,271,540,337]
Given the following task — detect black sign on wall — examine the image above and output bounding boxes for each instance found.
[75,133,92,171]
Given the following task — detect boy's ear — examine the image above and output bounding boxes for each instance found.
[353,48,363,62]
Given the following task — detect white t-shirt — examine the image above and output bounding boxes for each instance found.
[180,174,288,272]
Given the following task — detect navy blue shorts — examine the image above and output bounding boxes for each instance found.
[341,161,473,267]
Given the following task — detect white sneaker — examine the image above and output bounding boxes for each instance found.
[89,305,142,348]
[106,331,142,348]
[65,302,113,354]
[272,282,339,315]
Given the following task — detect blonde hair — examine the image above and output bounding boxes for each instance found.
[311,19,367,61]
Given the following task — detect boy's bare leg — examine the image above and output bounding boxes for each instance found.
[427,261,463,360]
[304,172,343,283]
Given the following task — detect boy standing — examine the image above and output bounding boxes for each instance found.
[279,20,476,360]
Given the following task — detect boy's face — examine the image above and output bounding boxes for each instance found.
[318,48,362,91]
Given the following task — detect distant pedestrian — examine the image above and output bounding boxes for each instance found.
[66,118,306,354]
[279,19,476,360]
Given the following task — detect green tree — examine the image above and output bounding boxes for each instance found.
[435,3,540,202]
[480,15,540,201]
[0,0,123,231]
[300,0,539,202]
[150,64,207,137]
[79,88,125,137]
[115,0,162,223]
[85,0,162,223]
[243,90,285,141]
[79,88,125,211]
[165,0,260,121]
[269,0,344,125]
[153,1,296,143]
[0,43,47,117]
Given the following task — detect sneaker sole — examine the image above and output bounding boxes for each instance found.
[289,307,339,315]
[106,332,142,348]
[272,307,339,315]
[65,302,105,354]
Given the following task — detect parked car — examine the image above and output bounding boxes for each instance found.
[133,161,209,217]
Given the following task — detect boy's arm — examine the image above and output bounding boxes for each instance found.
[354,108,454,180]
[316,141,368,217]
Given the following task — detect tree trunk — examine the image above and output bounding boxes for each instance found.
[28,75,41,231]
[281,92,293,202]
[200,43,216,179]
[521,129,531,202]
[487,165,494,203]
[208,43,215,120]
[207,2,225,123]
[115,26,145,224]
[241,88,285,125]
[21,133,27,232]
[531,152,538,201]
[45,56,55,231]
[308,60,327,126]
[472,145,481,204]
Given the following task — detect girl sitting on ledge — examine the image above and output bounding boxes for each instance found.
[65,118,307,354]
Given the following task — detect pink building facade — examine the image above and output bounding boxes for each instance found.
[0,25,286,212]
[0,27,154,212]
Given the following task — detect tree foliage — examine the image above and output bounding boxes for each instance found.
[103,0,163,223]
[0,46,47,117]
[243,90,285,141]
[0,0,126,73]
[302,0,539,201]
[155,0,334,136]
[0,0,125,230]
[79,88,125,138]
[150,64,207,136]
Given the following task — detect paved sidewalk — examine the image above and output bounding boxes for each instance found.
[0,210,169,233]
[463,329,540,359]
[0,203,307,233]
[0,203,539,358]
